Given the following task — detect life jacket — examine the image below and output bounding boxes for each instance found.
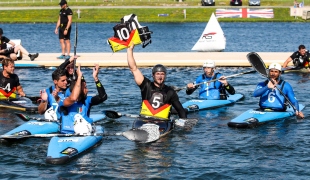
[107,14,152,52]
[259,80,287,111]
[139,91,171,120]
[46,86,67,120]
[198,73,221,99]
[60,96,93,134]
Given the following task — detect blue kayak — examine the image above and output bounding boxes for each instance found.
[46,125,104,165]
[182,94,243,113]
[2,114,106,140]
[227,104,305,128]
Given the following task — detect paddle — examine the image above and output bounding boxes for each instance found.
[15,110,122,122]
[246,52,298,113]
[173,70,256,92]
[103,111,198,130]
[0,104,27,111]
[0,127,159,143]
[73,22,78,80]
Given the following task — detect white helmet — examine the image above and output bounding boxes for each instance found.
[268,63,282,71]
[203,60,215,68]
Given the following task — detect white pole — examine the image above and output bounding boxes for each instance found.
[183,9,186,19]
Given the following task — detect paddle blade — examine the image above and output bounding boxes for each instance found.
[175,118,198,130]
[246,52,268,77]
[122,129,149,142]
[15,113,31,121]
[122,124,160,143]
[103,110,122,119]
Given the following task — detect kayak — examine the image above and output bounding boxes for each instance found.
[132,117,174,139]
[1,114,106,141]
[181,93,243,113]
[46,125,103,165]
[227,104,305,128]
[0,97,38,112]
[283,66,310,73]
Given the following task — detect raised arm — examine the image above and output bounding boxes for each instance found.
[63,64,82,107]
[91,64,107,105]
[127,43,144,86]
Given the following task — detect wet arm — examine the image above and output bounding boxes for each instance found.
[283,57,292,68]
[253,83,269,97]
[127,44,144,86]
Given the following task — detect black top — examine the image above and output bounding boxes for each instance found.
[0,36,10,50]
[290,50,310,68]
[139,76,187,118]
[0,71,20,96]
[59,7,73,26]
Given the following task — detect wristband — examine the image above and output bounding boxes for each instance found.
[65,29,68,30]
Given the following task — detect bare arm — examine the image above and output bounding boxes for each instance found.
[55,16,60,34]
[16,85,25,97]
[283,57,292,68]
[63,64,82,107]
[127,43,144,86]
[38,89,48,114]
[66,15,72,30]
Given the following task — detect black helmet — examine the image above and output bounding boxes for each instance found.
[0,28,3,35]
[152,64,167,75]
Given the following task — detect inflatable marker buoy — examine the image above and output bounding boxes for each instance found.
[107,14,152,52]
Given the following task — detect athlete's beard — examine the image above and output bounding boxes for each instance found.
[153,77,165,88]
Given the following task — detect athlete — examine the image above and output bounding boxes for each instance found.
[0,28,39,61]
[58,55,76,87]
[38,68,69,119]
[54,0,73,59]
[283,44,310,69]
[253,63,304,118]
[126,43,186,119]
[58,64,107,134]
[186,60,235,100]
[0,59,26,99]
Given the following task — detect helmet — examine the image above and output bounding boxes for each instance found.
[268,63,282,71]
[203,60,215,68]
[152,64,167,74]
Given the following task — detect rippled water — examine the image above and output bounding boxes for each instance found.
[0,67,309,179]
[0,22,308,53]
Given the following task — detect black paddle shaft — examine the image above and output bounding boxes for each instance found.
[246,52,298,112]
[73,22,78,80]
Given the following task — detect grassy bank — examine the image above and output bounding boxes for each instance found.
[0,8,306,23]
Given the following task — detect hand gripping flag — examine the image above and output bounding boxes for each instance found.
[107,14,152,52]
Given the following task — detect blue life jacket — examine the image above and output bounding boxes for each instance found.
[46,86,69,119]
[59,96,93,134]
[259,80,286,111]
[197,73,222,99]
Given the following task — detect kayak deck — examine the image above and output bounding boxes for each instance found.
[46,126,104,165]
[228,104,305,128]
[132,117,174,139]
[182,93,244,112]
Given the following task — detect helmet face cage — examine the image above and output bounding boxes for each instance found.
[152,64,167,75]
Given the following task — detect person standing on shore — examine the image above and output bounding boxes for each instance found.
[54,0,73,60]
[282,44,310,69]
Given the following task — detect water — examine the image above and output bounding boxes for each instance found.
[0,23,310,179]
[0,66,309,179]
[0,22,309,53]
